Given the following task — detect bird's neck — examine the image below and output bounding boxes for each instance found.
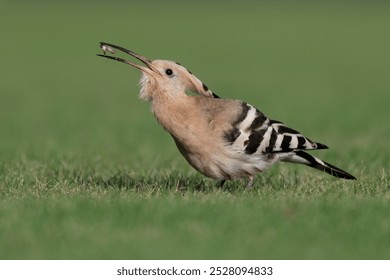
[150,94,199,140]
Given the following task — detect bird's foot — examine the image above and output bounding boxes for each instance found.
[218,180,226,188]
[246,176,254,189]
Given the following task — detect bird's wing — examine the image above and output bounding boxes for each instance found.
[266,118,328,153]
[198,98,328,155]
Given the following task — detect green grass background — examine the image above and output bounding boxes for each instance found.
[0,1,389,259]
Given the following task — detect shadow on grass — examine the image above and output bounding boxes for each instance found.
[70,170,224,193]
[68,168,293,195]
[66,166,303,194]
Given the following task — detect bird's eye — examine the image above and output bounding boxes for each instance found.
[165,68,173,76]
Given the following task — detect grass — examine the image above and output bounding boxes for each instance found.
[0,1,390,259]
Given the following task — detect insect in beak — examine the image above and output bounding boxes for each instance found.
[100,43,115,55]
[97,42,158,75]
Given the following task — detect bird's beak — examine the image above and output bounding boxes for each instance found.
[97,42,158,75]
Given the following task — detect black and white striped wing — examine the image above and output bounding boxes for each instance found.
[225,102,328,155]
[268,119,328,153]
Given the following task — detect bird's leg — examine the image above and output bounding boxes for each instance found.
[246,176,254,189]
[219,180,226,188]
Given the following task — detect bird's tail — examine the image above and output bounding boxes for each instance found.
[282,151,356,180]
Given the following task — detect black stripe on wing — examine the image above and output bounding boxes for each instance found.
[224,102,250,144]
[244,108,270,154]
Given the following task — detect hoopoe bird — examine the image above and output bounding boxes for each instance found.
[97,42,356,188]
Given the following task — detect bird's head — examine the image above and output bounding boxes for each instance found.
[97,42,219,101]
